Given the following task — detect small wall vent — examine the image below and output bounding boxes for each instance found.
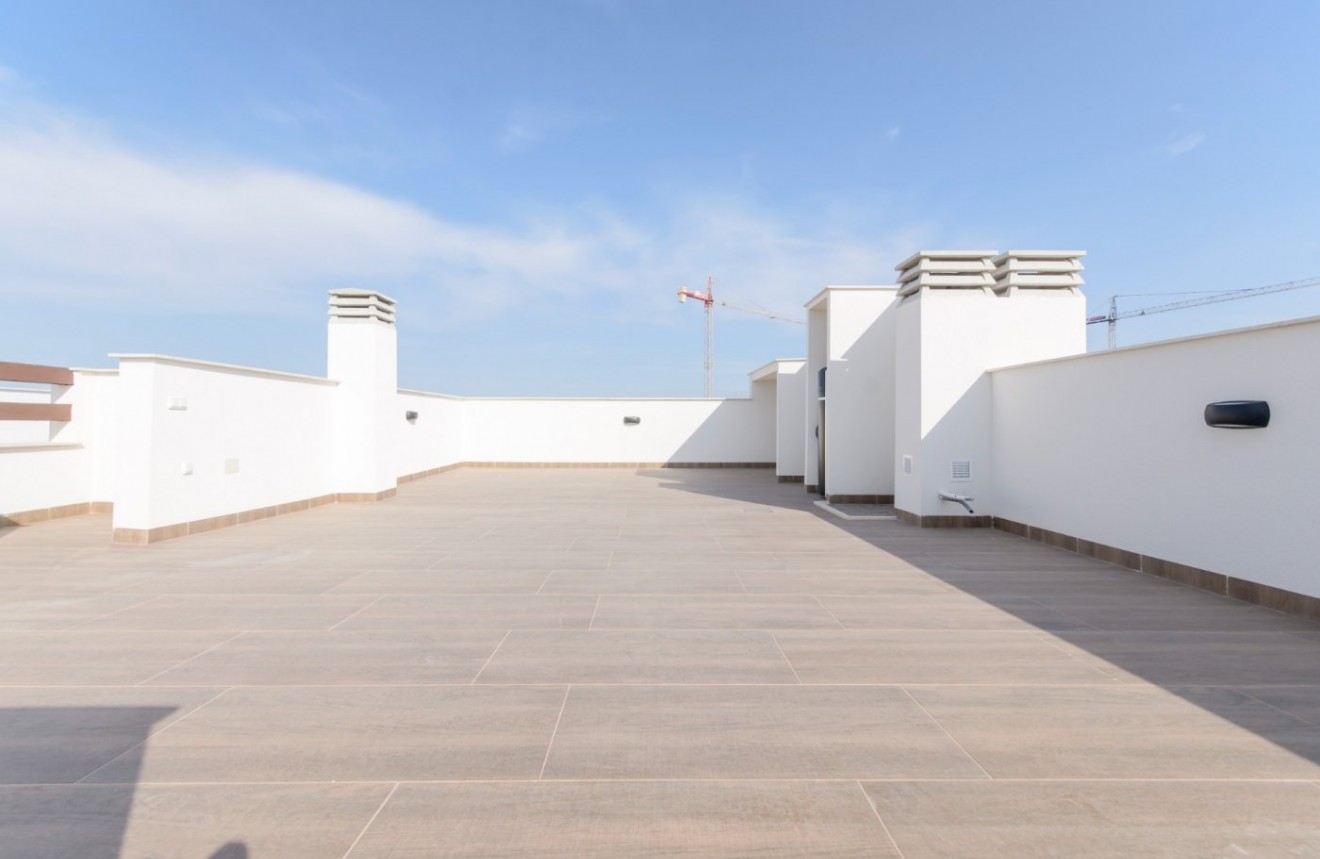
[902,455,913,476]
[951,459,973,481]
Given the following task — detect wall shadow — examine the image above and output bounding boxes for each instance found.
[0,705,249,858]
[653,468,1320,770]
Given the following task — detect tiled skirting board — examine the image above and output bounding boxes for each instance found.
[993,516,1320,622]
[0,501,113,528]
[108,462,773,544]
[460,462,775,469]
[110,490,395,545]
[777,475,804,483]
[828,494,894,505]
[896,509,993,528]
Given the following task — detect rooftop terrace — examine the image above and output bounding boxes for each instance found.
[2,468,1318,856]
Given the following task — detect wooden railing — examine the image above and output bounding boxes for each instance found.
[0,361,73,421]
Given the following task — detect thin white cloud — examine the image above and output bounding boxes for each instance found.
[886,125,901,141]
[496,104,588,154]
[1164,131,1205,157]
[0,95,920,327]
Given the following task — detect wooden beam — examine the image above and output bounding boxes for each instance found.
[0,402,72,421]
[0,361,74,386]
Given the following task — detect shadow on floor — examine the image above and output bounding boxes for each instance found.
[0,705,251,858]
[652,468,1320,769]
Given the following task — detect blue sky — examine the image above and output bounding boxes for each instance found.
[2,0,1318,395]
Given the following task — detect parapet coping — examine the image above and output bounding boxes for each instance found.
[0,442,83,452]
[804,284,900,311]
[111,354,340,386]
[988,311,1320,374]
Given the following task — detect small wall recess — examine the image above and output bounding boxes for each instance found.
[623,416,641,425]
[167,397,188,411]
[1204,400,1270,429]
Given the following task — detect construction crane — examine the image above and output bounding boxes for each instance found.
[677,277,805,397]
[1087,275,1320,349]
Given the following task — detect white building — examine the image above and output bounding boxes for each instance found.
[2,250,1317,620]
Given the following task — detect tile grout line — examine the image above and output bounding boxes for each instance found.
[327,595,386,631]
[134,631,247,686]
[898,686,995,781]
[74,686,235,784]
[538,685,573,780]
[769,632,804,684]
[856,780,909,859]
[1235,688,1320,731]
[588,595,601,630]
[1027,628,1122,681]
[811,595,847,629]
[60,595,165,631]
[340,781,399,859]
[470,630,512,684]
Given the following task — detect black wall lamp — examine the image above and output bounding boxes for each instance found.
[623,416,641,425]
[405,410,419,423]
[1204,400,1269,429]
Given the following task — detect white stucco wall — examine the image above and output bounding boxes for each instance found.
[992,315,1320,599]
[823,289,898,497]
[459,392,775,464]
[397,389,465,477]
[111,356,338,531]
[771,361,806,478]
[895,287,1085,518]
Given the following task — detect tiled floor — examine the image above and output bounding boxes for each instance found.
[1,468,1318,858]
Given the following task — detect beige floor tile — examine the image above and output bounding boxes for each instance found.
[863,780,1320,859]
[0,687,223,783]
[738,571,954,595]
[0,783,391,859]
[815,595,1093,631]
[83,685,567,783]
[590,595,842,629]
[0,594,158,631]
[339,594,598,630]
[72,595,378,631]
[328,569,555,594]
[351,781,898,858]
[1044,631,1320,684]
[543,685,986,779]
[539,570,747,594]
[1238,685,1320,726]
[476,630,798,684]
[0,631,239,685]
[776,630,1116,685]
[908,685,1320,778]
[143,629,508,686]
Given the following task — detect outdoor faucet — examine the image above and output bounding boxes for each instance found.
[938,492,975,514]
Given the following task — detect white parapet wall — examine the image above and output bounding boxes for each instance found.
[397,389,465,478]
[458,389,775,465]
[991,315,1320,600]
[110,355,339,540]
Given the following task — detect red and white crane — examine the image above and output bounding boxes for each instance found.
[677,277,804,397]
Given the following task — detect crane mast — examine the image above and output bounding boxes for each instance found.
[676,278,805,397]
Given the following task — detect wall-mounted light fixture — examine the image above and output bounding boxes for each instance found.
[405,410,419,423]
[623,416,641,425]
[1204,400,1270,429]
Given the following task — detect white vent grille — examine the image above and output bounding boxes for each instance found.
[902,455,913,476]
[951,459,973,481]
